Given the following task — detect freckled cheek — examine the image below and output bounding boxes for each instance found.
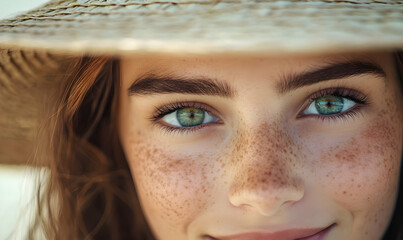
[316,137,400,207]
[126,142,215,227]
[306,116,402,237]
[318,136,400,237]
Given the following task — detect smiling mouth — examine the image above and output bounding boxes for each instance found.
[205,223,335,240]
[294,224,335,240]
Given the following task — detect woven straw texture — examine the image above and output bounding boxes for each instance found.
[0,0,403,55]
[0,49,64,164]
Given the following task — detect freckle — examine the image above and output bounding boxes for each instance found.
[229,120,302,197]
[127,138,216,225]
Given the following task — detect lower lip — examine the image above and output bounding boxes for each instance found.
[296,224,335,240]
[205,224,335,240]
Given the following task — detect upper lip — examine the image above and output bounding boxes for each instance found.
[206,224,334,240]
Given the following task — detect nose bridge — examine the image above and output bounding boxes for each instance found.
[228,121,304,216]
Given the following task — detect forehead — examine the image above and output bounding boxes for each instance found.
[120,52,393,92]
[121,52,389,72]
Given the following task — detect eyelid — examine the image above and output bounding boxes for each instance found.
[149,101,223,134]
[150,101,222,122]
[296,87,368,119]
[307,88,367,103]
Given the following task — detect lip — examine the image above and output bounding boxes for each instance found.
[206,224,335,240]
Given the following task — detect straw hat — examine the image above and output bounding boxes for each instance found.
[0,0,403,164]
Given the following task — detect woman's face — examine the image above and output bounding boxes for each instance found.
[118,52,403,240]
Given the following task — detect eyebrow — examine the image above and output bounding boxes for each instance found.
[277,61,386,94]
[128,60,386,97]
[128,73,235,97]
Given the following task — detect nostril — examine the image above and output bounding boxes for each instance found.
[228,180,305,217]
[230,193,284,217]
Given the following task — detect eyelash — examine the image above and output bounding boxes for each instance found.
[150,102,218,134]
[150,87,369,134]
[297,87,368,121]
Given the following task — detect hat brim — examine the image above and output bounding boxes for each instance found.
[0,0,402,55]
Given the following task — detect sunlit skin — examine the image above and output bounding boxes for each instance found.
[118,52,403,240]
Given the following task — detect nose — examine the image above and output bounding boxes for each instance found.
[228,122,304,217]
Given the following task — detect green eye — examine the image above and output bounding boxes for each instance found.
[176,108,205,127]
[314,96,344,115]
[161,107,219,127]
[303,95,357,116]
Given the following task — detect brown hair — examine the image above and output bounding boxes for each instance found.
[30,53,403,240]
[382,51,403,240]
[30,56,153,240]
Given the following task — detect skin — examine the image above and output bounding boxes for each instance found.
[118,52,403,240]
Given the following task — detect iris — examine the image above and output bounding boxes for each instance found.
[176,108,205,127]
[314,96,344,115]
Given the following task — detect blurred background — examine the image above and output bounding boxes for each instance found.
[0,1,49,239]
[0,0,49,19]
